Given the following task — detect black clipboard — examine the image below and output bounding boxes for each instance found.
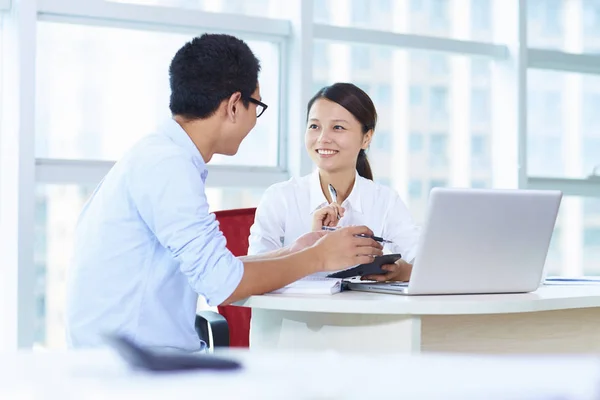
[326,254,402,279]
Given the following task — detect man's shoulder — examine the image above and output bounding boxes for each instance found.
[118,133,195,176]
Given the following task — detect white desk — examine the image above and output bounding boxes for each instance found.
[2,348,600,399]
[238,286,600,354]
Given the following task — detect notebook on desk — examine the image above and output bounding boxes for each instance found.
[270,274,343,295]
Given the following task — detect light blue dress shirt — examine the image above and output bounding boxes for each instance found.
[65,118,244,352]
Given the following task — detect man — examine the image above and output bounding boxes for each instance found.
[65,33,382,351]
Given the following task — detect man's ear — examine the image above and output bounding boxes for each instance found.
[362,129,374,149]
[226,92,243,122]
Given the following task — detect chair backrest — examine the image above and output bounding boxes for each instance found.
[214,207,256,347]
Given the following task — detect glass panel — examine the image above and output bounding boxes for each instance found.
[34,183,265,348]
[527,70,600,178]
[544,196,600,276]
[314,0,494,41]
[312,41,494,224]
[527,0,600,53]
[36,22,280,166]
[109,0,285,18]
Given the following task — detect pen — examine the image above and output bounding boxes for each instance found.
[321,226,393,244]
[327,184,342,220]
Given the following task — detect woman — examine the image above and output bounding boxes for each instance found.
[248,83,419,281]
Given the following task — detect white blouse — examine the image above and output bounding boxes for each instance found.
[248,169,420,262]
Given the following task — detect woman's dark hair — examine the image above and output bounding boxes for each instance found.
[307,82,376,180]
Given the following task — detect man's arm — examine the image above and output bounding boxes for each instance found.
[222,227,383,305]
[221,246,322,304]
[241,231,327,262]
[239,247,290,261]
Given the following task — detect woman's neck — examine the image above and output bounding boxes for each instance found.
[319,169,356,204]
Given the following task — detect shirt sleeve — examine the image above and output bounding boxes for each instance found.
[382,192,421,263]
[127,155,243,306]
[247,184,286,255]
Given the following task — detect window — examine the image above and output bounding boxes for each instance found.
[527,0,600,53]
[582,137,600,176]
[471,58,490,80]
[471,180,487,189]
[471,134,490,169]
[313,42,330,70]
[312,80,329,96]
[409,180,422,199]
[351,0,370,25]
[429,179,447,192]
[545,227,562,276]
[471,135,486,157]
[429,86,448,122]
[583,93,600,128]
[542,0,562,35]
[527,0,563,48]
[543,197,600,276]
[429,0,449,31]
[585,198,600,216]
[410,0,423,12]
[314,0,332,23]
[409,132,423,152]
[584,228,600,247]
[376,47,392,64]
[471,0,491,32]
[471,88,490,124]
[36,22,281,166]
[372,130,391,151]
[110,0,283,18]
[34,183,265,348]
[313,0,492,40]
[429,53,448,76]
[410,85,423,106]
[584,1,600,38]
[528,70,600,178]
[429,133,448,167]
[373,84,392,105]
[351,46,371,71]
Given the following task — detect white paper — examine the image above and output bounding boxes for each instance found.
[270,273,342,295]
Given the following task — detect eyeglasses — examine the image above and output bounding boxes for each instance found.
[246,97,268,118]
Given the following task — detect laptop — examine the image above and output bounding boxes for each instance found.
[346,187,562,295]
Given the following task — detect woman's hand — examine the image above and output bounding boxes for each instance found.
[311,203,345,231]
[361,259,412,282]
[288,230,327,254]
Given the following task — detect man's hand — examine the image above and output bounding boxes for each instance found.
[312,225,383,272]
[362,259,412,282]
[311,203,345,231]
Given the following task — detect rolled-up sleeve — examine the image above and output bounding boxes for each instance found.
[128,155,243,306]
[248,185,286,255]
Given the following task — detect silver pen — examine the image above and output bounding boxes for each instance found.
[327,184,341,219]
[321,226,394,244]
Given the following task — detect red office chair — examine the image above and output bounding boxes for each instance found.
[195,208,255,348]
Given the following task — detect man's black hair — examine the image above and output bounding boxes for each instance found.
[169,33,261,119]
